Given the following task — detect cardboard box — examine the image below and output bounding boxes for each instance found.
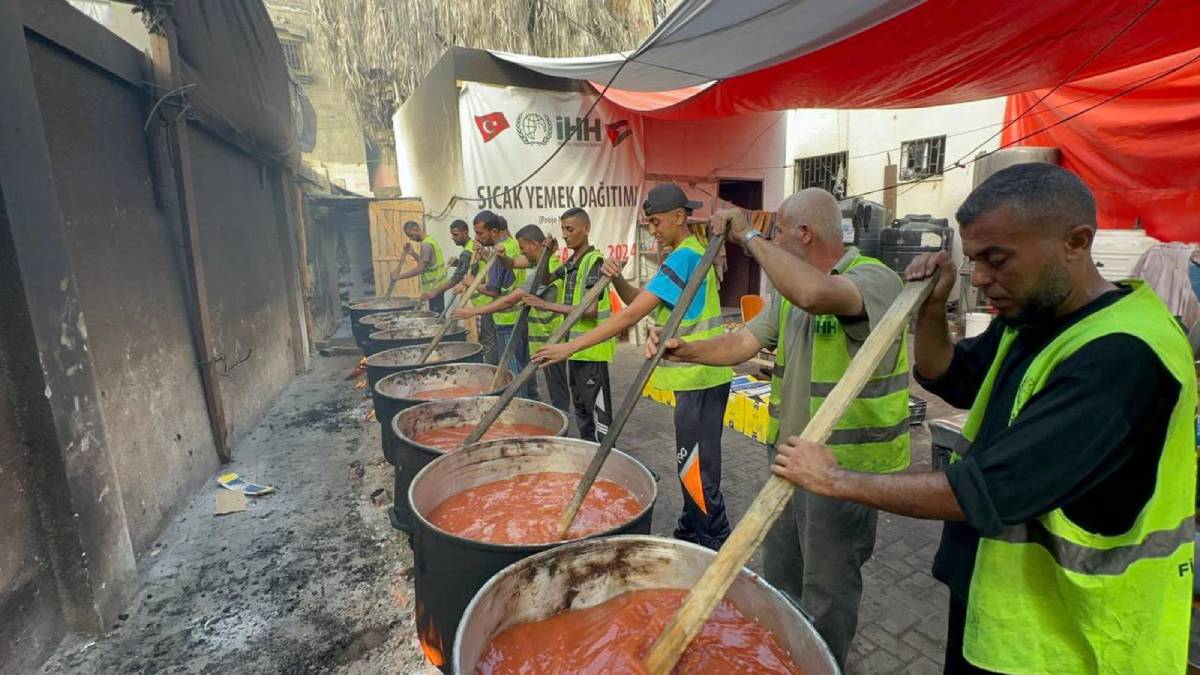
[725,393,745,431]
[723,393,738,429]
[747,396,771,443]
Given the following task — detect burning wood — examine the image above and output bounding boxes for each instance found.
[415,600,445,668]
[345,357,368,380]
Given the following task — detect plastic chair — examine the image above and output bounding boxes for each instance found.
[740,295,765,323]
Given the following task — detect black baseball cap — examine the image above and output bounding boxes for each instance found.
[643,184,702,217]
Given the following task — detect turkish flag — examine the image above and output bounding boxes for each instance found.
[474,112,510,143]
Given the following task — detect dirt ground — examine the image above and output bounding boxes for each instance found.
[39,353,434,675]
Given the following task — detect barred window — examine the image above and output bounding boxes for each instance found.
[280,39,306,73]
[794,151,848,198]
[899,136,946,181]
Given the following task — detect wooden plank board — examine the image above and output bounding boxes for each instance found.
[149,15,231,464]
[368,198,424,298]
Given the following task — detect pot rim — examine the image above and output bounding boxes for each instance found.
[360,310,439,326]
[408,436,657,552]
[391,396,567,454]
[368,324,463,341]
[452,534,839,674]
[364,342,483,369]
[349,297,419,310]
[374,364,513,404]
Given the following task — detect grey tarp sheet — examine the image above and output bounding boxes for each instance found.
[175,0,299,166]
[490,0,923,91]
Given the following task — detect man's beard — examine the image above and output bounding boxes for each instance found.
[998,262,1073,328]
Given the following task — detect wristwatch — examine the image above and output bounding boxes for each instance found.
[742,229,763,246]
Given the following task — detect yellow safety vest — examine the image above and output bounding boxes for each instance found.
[767,255,910,474]
[527,256,564,355]
[961,281,1196,674]
[566,247,615,362]
[651,236,732,392]
[419,236,447,291]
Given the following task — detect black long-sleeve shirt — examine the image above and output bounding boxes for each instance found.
[449,248,472,285]
[918,287,1179,600]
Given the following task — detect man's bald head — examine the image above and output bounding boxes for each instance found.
[778,188,843,244]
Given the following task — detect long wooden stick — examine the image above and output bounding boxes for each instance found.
[418,256,496,364]
[557,235,726,538]
[489,250,555,390]
[642,275,937,674]
[385,245,414,298]
[458,274,615,448]
[436,248,481,321]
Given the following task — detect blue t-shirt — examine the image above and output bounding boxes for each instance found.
[645,244,707,321]
[487,260,515,295]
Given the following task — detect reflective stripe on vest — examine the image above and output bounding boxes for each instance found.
[960,280,1197,674]
[493,236,527,326]
[527,256,564,354]
[650,236,732,392]
[566,248,615,362]
[767,254,910,475]
[419,236,447,291]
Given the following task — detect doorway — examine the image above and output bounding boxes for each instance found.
[717,179,763,309]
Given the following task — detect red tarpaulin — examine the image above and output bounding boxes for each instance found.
[493,0,1200,239]
[587,0,1200,119]
[1003,48,1200,242]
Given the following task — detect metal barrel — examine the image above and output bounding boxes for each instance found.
[409,437,657,673]
[455,535,839,675]
[393,397,568,533]
[365,319,465,356]
[349,297,419,349]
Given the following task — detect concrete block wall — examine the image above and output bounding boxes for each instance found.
[0,5,311,671]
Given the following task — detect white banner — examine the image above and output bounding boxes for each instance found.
[458,82,644,262]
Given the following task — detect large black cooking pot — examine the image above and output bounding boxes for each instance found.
[391,396,567,533]
[365,342,484,397]
[408,437,657,672]
[349,297,419,349]
[365,320,465,357]
[360,309,438,332]
[375,366,518,531]
[454,535,839,674]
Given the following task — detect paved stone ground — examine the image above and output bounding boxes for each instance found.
[602,342,953,674]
